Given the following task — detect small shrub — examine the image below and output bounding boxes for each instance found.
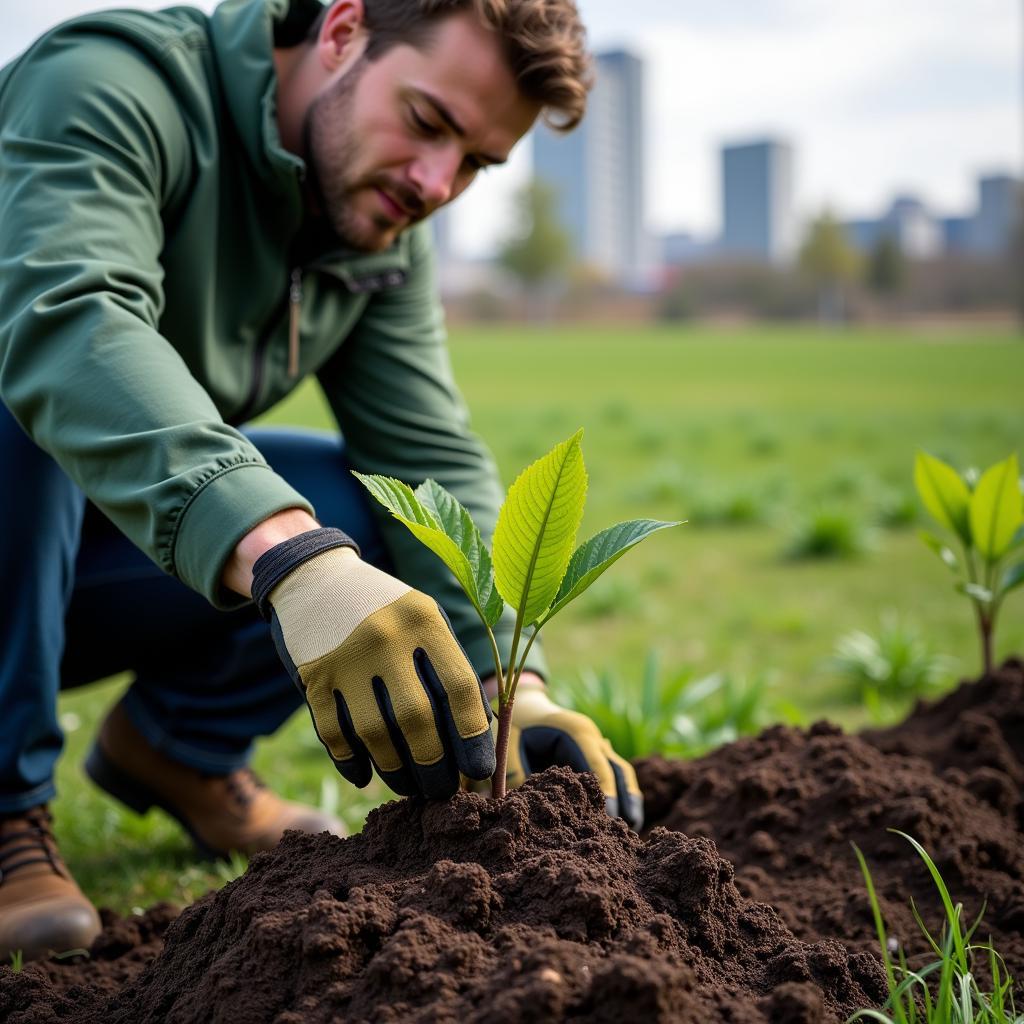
[785,506,872,560]
[829,613,955,717]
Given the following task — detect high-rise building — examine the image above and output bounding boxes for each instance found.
[532,49,650,287]
[719,139,796,264]
[968,174,1021,255]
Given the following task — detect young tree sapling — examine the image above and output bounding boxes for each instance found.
[914,451,1024,675]
[356,429,680,799]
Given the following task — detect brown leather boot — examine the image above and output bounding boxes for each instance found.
[85,703,346,859]
[0,807,102,962]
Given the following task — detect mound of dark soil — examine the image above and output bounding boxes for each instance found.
[4,660,1022,1022]
[637,659,1024,978]
[0,767,885,1023]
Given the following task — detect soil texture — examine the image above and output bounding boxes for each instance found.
[3,659,1021,1022]
[638,658,1024,979]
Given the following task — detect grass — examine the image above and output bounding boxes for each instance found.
[829,613,956,719]
[849,831,1023,1023]
[51,323,1024,912]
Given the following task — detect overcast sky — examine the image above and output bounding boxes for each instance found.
[3,0,1021,255]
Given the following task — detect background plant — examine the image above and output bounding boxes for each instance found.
[357,430,679,798]
[554,650,788,761]
[829,613,956,720]
[785,505,873,560]
[849,831,1023,1024]
[915,452,1024,675]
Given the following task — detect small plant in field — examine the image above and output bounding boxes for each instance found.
[914,452,1024,675]
[555,651,778,761]
[213,849,249,885]
[848,830,1022,1024]
[829,613,955,718]
[356,430,680,798]
[9,949,23,972]
[785,505,872,560]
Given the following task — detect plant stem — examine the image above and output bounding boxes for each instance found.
[488,609,525,800]
[491,701,514,801]
[508,627,542,706]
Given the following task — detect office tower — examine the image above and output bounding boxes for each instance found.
[968,174,1021,255]
[720,139,796,264]
[532,49,649,286]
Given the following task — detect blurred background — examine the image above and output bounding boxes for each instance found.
[4,1,1022,906]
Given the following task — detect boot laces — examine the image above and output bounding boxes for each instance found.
[0,807,66,884]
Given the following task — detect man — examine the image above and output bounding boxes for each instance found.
[0,0,642,962]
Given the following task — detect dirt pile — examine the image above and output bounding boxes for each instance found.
[4,661,1022,1022]
[2,768,884,1024]
[636,659,1024,977]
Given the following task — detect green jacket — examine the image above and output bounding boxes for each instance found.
[0,0,545,680]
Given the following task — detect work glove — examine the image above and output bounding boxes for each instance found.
[251,527,494,799]
[501,685,644,831]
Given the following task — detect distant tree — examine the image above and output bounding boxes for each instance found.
[498,181,572,318]
[866,235,906,297]
[799,211,861,323]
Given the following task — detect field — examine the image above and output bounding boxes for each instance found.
[54,323,1024,911]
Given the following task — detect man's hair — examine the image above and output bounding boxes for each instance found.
[309,0,591,131]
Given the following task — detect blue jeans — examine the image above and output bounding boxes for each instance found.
[0,401,390,813]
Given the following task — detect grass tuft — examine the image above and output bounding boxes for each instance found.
[784,505,873,560]
[829,613,956,717]
[847,831,1023,1024]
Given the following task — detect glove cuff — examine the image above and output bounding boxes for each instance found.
[251,527,360,620]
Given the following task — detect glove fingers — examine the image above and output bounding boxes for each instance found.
[328,691,374,789]
[373,675,459,799]
[520,723,620,808]
[415,647,495,782]
[606,748,644,832]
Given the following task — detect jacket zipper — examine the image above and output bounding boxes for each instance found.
[287,268,302,378]
[235,266,300,424]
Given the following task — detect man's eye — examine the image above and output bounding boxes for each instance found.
[410,108,440,136]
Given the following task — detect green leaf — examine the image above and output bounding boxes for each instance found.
[353,473,503,627]
[914,451,971,544]
[414,479,504,626]
[1001,561,1024,596]
[918,530,959,573]
[538,518,682,627]
[968,454,1023,562]
[955,580,993,604]
[492,429,587,626]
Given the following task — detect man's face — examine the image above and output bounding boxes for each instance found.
[306,13,541,252]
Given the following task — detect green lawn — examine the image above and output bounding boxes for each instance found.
[55,323,1024,911]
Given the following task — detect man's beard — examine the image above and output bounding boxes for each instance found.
[304,59,426,252]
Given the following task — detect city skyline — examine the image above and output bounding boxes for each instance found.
[4,0,1020,257]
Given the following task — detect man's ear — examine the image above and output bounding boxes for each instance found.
[316,0,367,73]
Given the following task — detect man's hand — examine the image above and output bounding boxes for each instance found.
[247,526,495,798]
[481,676,644,831]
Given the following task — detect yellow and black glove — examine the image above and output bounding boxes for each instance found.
[503,686,644,830]
[252,528,494,799]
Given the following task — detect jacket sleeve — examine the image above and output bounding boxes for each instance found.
[0,35,312,608]
[316,224,547,682]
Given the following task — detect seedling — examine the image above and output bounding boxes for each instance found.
[914,452,1024,676]
[356,429,680,798]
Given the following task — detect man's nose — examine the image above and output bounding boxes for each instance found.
[409,147,462,209]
